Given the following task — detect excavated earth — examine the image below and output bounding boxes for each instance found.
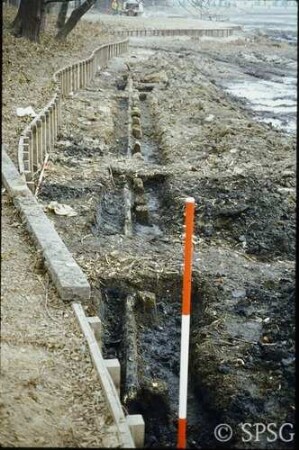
[38,29,295,449]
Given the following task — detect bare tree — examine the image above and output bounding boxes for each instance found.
[11,0,45,42]
[10,0,98,42]
[5,0,21,6]
[55,0,96,40]
[56,1,69,29]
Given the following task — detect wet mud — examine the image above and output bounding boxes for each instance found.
[91,174,166,238]
[99,276,220,448]
[160,173,296,260]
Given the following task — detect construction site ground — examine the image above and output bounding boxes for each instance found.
[1,6,296,449]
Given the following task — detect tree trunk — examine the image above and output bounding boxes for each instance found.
[11,1,23,30]
[40,1,48,33]
[7,0,21,7]
[11,0,45,42]
[56,1,69,29]
[55,0,96,41]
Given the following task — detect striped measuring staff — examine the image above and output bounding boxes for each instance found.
[177,197,195,449]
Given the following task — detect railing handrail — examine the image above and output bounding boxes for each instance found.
[111,26,242,36]
[18,39,129,190]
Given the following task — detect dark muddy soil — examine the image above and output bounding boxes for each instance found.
[39,182,95,201]
[190,271,295,449]
[38,30,295,449]
[160,172,296,260]
[98,276,221,448]
[93,184,126,235]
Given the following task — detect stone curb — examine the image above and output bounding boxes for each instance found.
[2,149,90,301]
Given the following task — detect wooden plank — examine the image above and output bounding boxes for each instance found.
[72,303,135,448]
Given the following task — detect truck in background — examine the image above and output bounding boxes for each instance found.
[122,0,144,16]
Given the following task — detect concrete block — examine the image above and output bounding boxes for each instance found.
[105,359,121,396]
[88,316,102,345]
[126,415,145,448]
[3,152,90,302]
[14,195,65,251]
[43,250,90,301]
[2,149,31,198]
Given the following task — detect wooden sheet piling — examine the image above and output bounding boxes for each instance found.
[123,182,133,236]
[123,294,139,407]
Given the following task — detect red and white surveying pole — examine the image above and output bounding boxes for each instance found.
[177,197,195,449]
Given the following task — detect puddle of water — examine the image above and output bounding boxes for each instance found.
[257,117,296,134]
[283,76,297,86]
[221,8,297,133]
[253,104,296,114]
[224,76,297,133]
[226,78,296,102]
[226,8,297,44]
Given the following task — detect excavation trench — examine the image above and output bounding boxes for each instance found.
[36,50,295,449]
[93,176,165,238]
[127,74,162,165]
[137,93,160,164]
[111,96,129,157]
[99,276,220,448]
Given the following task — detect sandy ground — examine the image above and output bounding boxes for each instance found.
[1,194,120,447]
